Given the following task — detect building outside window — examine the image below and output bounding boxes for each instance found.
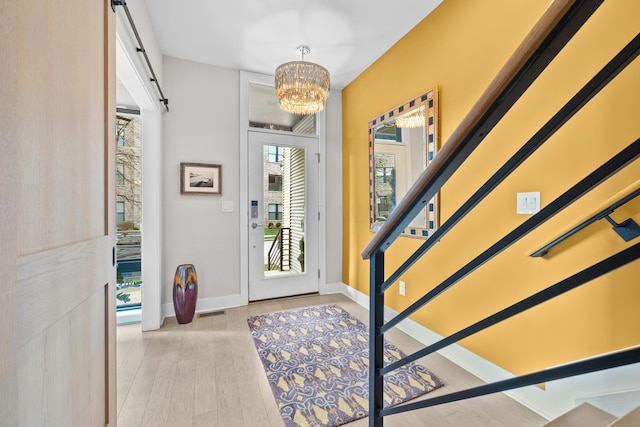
[268,203,282,221]
[268,145,284,163]
[116,123,125,147]
[268,174,282,192]
[116,201,125,223]
[115,115,142,229]
[116,163,125,185]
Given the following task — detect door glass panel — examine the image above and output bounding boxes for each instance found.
[263,144,306,276]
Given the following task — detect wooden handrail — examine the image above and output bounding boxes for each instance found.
[362,0,579,259]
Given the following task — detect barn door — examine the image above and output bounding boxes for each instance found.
[1,1,116,425]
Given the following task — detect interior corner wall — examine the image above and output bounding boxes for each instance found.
[342,0,640,376]
[162,56,241,310]
[324,89,343,285]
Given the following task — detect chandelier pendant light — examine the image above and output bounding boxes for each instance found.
[275,45,330,115]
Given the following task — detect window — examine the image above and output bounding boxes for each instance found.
[268,204,282,220]
[116,163,125,185]
[268,174,282,192]
[116,123,125,147]
[267,146,284,163]
[116,202,125,223]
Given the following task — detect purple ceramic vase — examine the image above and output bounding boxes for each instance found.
[173,264,198,324]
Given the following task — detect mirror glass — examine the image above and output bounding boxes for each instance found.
[369,88,439,238]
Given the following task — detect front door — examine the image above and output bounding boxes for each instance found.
[248,131,319,301]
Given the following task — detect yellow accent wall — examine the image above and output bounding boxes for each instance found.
[342,0,640,375]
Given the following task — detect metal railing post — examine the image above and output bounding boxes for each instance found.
[369,250,385,427]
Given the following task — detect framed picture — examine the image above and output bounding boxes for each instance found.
[180,162,222,195]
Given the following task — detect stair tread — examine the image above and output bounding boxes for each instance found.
[610,405,640,426]
[545,403,617,427]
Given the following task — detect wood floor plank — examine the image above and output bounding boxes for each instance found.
[139,329,184,426]
[117,293,548,427]
[193,328,218,417]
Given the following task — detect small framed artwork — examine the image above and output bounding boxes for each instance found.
[180,162,222,195]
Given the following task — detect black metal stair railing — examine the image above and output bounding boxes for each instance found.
[360,1,640,426]
[383,139,640,334]
[268,227,291,271]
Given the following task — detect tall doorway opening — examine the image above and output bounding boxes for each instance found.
[115,111,143,316]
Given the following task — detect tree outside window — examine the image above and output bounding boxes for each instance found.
[115,115,142,229]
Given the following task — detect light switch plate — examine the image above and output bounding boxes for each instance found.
[517,192,540,214]
[221,200,234,213]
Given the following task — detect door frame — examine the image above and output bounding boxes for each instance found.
[115,11,164,331]
[240,71,328,305]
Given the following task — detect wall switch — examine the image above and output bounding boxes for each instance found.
[517,192,540,214]
[221,200,234,213]
[399,281,406,296]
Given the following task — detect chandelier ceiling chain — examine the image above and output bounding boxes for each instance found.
[296,45,309,60]
[275,45,330,115]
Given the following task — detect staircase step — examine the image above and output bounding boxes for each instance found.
[545,403,617,427]
[609,405,640,426]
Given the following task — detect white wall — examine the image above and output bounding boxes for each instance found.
[324,90,343,286]
[162,58,343,314]
[162,57,242,312]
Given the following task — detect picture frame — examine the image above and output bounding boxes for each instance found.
[180,162,222,195]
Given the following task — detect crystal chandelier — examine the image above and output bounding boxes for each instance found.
[275,46,330,115]
[395,106,425,128]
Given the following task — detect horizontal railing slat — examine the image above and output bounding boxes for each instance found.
[382,138,640,333]
[381,242,640,375]
[382,347,640,417]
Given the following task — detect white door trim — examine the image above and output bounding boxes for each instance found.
[116,17,163,331]
[240,70,328,306]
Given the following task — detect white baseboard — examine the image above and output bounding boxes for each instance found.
[162,294,245,320]
[333,282,640,420]
[165,283,345,322]
[321,281,346,295]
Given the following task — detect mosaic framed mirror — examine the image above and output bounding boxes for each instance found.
[368,88,440,238]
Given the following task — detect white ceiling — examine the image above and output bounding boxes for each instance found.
[117,0,443,123]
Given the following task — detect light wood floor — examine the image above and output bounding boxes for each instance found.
[116,293,548,426]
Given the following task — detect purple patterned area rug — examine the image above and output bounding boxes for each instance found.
[247,304,444,427]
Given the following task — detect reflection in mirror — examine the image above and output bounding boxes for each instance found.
[369,88,439,238]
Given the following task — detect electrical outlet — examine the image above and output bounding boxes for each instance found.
[399,281,406,296]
